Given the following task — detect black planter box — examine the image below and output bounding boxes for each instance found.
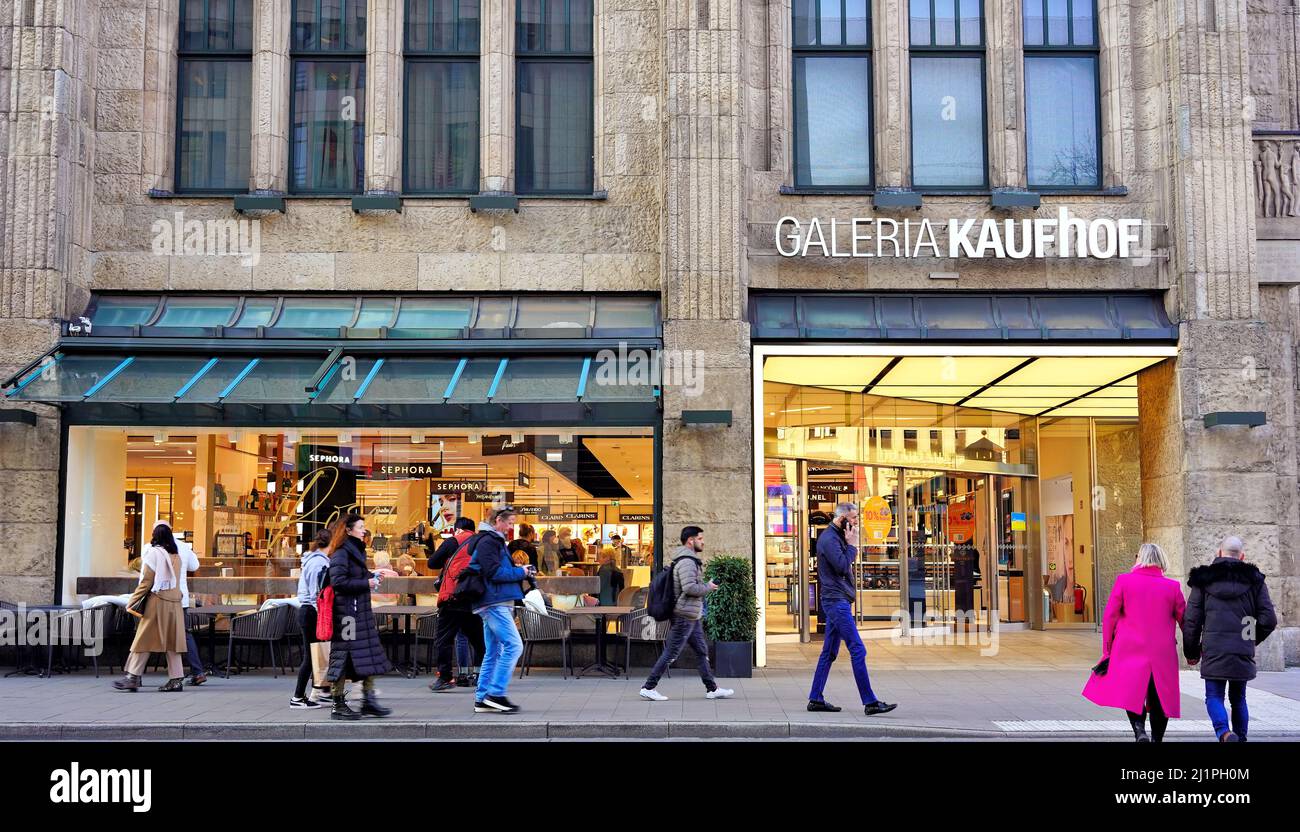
[712,640,753,678]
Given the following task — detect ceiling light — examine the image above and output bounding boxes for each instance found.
[339,432,352,443]
[546,451,563,463]
[559,432,573,444]
[411,432,426,444]
[468,433,481,444]
[511,432,525,444]
[228,430,242,443]
[153,431,166,444]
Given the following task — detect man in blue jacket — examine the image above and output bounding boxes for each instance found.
[471,507,535,714]
[807,503,897,716]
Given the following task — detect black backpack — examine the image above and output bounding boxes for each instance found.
[648,556,698,621]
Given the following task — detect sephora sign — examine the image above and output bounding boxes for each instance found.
[775,209,1143,260]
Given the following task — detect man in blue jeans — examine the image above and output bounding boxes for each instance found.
[1183,535,1277,742]
[807,503,897,716]
[470,507,534,714]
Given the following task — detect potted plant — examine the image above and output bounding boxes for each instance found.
[702,555,758,678]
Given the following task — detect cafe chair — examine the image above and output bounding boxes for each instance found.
[620,608,670,680]
[517,607,571,679]
[46,608,105,678]
[224,605,291,678]
[148,610,206,674]
[413,613,439,675]
[103,605,139,674]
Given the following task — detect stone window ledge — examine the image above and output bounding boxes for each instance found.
[776,186,1130,198]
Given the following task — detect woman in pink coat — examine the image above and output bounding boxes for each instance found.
[1082,543,1186,742]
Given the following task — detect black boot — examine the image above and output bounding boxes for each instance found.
[361,688,392,718]
[1127,711,1150,742]
[157,678,184,692]
[113,673,141,692]
[331,690,361,721]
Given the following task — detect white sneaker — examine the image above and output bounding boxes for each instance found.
[706,688,734,699]
[639,688,668,701]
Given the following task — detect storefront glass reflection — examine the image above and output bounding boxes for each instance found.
[62,426,657,603]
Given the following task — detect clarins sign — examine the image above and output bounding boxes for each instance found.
[775,209,1143,260]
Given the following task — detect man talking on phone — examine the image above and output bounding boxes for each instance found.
[807,503,897,716]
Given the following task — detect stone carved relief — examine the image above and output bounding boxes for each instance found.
[1255,138,1300,217]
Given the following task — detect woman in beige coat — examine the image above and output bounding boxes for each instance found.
[113,524,187,692]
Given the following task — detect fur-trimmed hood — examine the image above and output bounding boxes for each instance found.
[1187,557,1265,599]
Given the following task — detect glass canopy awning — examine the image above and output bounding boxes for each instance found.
[5,353,654,406]
[750,292,1178,342]
[71,293,660,340]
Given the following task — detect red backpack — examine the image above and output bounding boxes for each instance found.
[311,553,335,640]
[438,533,484,604]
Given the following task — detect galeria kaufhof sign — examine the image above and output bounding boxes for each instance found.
[775,209,1143,260]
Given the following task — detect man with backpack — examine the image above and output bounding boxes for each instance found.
[428,517,486,693]
[638,526,734,701]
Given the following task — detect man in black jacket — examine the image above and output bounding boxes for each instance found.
[1183,536,1278,742]
[428,517,486,692]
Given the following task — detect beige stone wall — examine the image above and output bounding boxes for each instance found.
[660,0,755,562]
[745,0,1164,293]
[86,0,661,295]
[2,0,1298,657]
[0,0,100,602]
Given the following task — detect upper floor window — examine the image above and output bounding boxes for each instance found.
[290,0,367,193]
[405,0,481,194]
[516,0,594,195]
[176,0,254,193]
[792,0,873,188]
[1023,0,1100,188]
[909,0,986,188]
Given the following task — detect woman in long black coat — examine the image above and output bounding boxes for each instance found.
[325,512,393,720]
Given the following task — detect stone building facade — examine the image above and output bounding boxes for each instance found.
[1,0,1298,665]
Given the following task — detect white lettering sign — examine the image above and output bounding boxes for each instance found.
[776,210,1144,260]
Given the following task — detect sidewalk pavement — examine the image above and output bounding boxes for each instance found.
[3,631,1299,740]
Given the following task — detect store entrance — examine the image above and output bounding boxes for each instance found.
[770,460,1021,642]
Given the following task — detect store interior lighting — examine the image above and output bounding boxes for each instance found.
[763,353,1169,417]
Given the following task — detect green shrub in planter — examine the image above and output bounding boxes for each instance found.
[703,555,758,677]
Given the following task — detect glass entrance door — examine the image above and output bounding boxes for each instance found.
[902,470,951,627]
[851,466,902,629]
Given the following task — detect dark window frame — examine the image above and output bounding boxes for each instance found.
[288,0,368,195]
[514,0,596,196]
[1023,0,1102,190]
[908,0,989,191]
[403,0,482,195]
[174,0,254,195]
[792,0,875,190]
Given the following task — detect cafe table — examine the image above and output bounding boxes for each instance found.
[554,605,635,679]
[373,605,436,678]
[186,604,258,671]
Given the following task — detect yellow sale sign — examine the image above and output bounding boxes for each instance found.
[862,495,893,541]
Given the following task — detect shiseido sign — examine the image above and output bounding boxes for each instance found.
[775,209,1143,260]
